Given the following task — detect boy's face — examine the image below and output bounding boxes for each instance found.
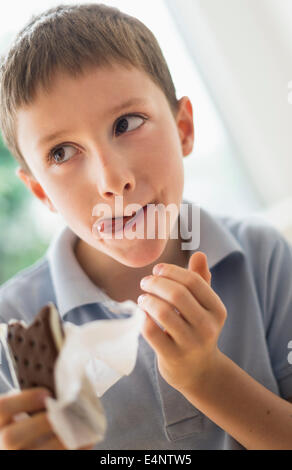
[16,63,194,268]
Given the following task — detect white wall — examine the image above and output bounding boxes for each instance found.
[166,0,292,207]
[165,0,292,243]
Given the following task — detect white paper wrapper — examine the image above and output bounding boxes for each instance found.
[0,300,146,450]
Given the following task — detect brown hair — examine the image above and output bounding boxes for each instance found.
[0,3,179,176]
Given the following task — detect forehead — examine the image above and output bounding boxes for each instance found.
[19,64,159,120]
[16,63,164,151]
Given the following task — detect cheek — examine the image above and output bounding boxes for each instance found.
[145,121,182,160]
[147,126,184,183]
[43,176,91,224]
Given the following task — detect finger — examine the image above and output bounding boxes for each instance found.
[188,252,212,285]
[138,293,194,346]
[0,412,53,450]
[141,311,177,359]
[30,435,66,450]
[0,388,51,428]
[152,263,223,314]
[79,443,95,450]
[141,275,206,327]
[32,438,94,450]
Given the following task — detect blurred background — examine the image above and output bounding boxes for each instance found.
[0,0,292,285]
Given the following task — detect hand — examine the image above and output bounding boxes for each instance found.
[0,388,94,450]
[138,252,227,395]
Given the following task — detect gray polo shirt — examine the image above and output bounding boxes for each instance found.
[1,198,292,450]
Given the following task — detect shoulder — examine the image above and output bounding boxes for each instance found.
[0,256,56,324]
[217,211,292,319]
[218,211,285,260]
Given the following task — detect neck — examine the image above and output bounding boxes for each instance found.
[74,224,190,304]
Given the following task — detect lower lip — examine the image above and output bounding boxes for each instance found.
[98,203,153,236]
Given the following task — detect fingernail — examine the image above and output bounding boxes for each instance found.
[153,264,163,275]
[140,276,152,288]
[137,294,147,304]
[39,391,52,402]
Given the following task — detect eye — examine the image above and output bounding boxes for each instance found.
[114,114,146,136]
[48,144,77,165]
[46,114,147,165]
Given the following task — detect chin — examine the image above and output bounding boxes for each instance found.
[114,238,168,268]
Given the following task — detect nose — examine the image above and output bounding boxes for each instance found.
[93,149,136,199]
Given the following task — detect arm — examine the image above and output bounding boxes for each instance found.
[182,350,292,450]
[139,252,292,451]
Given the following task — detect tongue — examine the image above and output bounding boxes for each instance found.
[99,214,134,233]
[122,215,133,222]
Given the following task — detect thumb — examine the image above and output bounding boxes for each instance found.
[188,251,211,285]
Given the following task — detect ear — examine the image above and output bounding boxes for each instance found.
[176,96,195,157]
[15,167,57,213]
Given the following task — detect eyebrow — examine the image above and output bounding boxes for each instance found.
[36,97,149,148]
[106,97,149,117]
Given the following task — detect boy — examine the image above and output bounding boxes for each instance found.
[1,3,292,450]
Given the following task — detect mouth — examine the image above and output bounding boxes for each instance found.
[97,200,157,234]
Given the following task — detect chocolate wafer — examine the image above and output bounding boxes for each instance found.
[2,302,64,398]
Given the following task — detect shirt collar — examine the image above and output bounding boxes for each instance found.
[180,198,244,269]
[46,198,244,318]
[46,225,109,318]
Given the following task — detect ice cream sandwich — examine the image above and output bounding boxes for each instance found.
[0,302,64,398]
